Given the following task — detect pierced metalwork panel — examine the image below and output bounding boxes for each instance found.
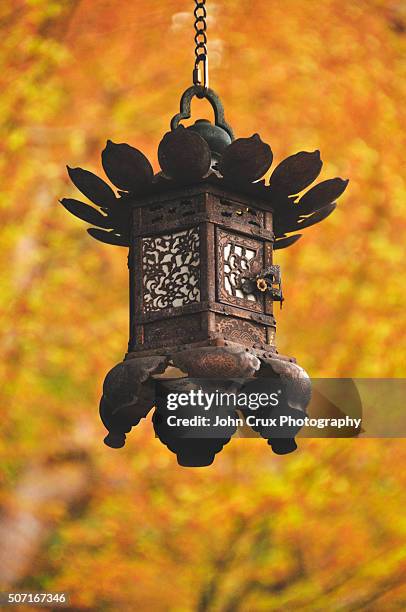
[142,227,200,312]
[215,315,266,346]
[143,314,202,346]
[216,229,264,312]
[216,198,264,229]
[140,195,204,228]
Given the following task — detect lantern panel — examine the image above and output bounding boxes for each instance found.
[214,315,268,345]
[140,194,205,232]
[216,229,265,312]
[215,197,265,229]
[143,313,204,347]
[141,227,200,312]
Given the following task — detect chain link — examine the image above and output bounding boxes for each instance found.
[193,0,209,89]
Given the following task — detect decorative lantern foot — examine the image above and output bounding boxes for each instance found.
[99,355,168,448]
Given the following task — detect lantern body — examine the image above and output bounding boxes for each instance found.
[128,184,278,360]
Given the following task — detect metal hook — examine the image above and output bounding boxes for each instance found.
[193,54,209,90]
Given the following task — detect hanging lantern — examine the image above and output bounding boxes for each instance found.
[60,1,348,466]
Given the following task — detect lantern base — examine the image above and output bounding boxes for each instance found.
[99,343,311,466]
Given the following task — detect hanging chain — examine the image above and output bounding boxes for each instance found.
[193,0,209,90]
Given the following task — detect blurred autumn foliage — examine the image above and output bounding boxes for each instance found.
[0,0,406,610]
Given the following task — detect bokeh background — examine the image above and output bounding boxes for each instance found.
[1,0,405,609]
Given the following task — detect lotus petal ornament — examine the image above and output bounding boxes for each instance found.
[268,150,323,195]
[298,177,349,214]
[59,198,114,228]
[158,125,211,182]
[274,234,303,250]
[102,140,153,192]
[66,166,117,207]
[86,228,130,246]
[218,134,273,184]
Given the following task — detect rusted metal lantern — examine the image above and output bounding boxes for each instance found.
[60,6,348,466]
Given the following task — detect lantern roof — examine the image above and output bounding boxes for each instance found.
[61,84,348,250]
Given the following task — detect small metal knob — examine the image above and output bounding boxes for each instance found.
[256,278,268,292]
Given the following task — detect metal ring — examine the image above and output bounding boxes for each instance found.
[195,48,207,59]
[170,85,234,140]
[194,17,207,30]
[194,6,207,18]
[194,41,207,52]
[194,48,207,57]
[194,31,207,44]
